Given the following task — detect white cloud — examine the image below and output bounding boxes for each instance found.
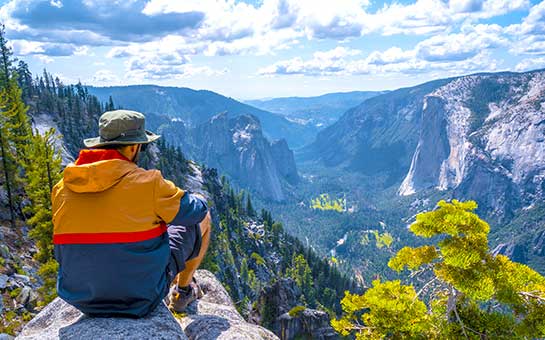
[416,24,507,62]
[92,69,119,83]
[515,57,545,71]
[507,1,545,55]
[9,39,89,57]
[366,47,415,65]
[259,47,361,76]
[34,55,54,64]
[1,0,532,63]
[126,62,227,81]
[260,27,503,77]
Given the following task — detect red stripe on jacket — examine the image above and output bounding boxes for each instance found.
[53,223,167,245]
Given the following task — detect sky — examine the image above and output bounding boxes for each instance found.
[1,0,544,100]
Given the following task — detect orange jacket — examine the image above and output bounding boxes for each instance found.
[52,149,184,243]
[51,149,208,317]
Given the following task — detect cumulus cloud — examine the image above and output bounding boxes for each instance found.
[515,57,545,71]
[260,27,503,77]
[507,1,545,55]
[10,39,88,56]
[0,0,531,58]
[3,0,204,44]
[259,47,360,76]
[415,24,507,62]
[0,0,534,84]
[92,69,119,83]
[126,62,226,80]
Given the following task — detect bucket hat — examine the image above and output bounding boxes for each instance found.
[84,110,160,148]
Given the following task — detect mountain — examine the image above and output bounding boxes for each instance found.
[191,113,299,201]
[301,78,451,186]
[305,70,545,219]
[246,91,384,129]
[86,85,316,148]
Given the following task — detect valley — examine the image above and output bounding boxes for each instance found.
[84,69,545,283]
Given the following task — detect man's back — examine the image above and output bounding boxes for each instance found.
[52,149,189,317]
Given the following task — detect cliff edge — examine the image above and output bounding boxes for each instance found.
[16,270,278,340]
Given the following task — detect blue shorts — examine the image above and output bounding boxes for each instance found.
[165,223,202,285]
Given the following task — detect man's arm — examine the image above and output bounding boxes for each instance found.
[154,170,208,226]
[170,193,208,226]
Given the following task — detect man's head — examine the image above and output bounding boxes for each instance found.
[84,110,159,162]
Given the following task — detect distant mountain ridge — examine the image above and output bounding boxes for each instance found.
[246,91,385,129]
[306,70,545,218]
[86,85,316,148]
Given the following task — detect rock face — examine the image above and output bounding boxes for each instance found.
[251,278,337,340]
[15,270,277,340]
[192,113,298,201]
[278,309,339,340]
[492,241,527,264]
[180,270,278,340]
[16,297,188,340]
[252,278,302,323]
[398,73,545,207]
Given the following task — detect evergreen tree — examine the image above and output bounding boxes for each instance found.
[106,95,115,111]
[287,254,315,305]
[0,89,16,226]
[246,193,255,217]
[23,128,62,303]
[332,200,545,339]
[0,25,31,225]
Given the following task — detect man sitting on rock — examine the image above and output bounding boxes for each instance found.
[51,110,211,317]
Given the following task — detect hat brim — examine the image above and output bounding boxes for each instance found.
[83,130,161,148]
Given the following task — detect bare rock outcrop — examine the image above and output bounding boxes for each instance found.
[15,270,277,340]
[16,297,187,340]
[179,270,278,340]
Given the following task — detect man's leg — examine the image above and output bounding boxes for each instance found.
[175,211,211,287]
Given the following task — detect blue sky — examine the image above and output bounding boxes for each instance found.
[1,0,544,100]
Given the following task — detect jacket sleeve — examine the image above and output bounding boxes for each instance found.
[154,170,208,226]
[170,192,209,226]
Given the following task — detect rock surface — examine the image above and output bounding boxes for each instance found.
[250,278,337,340]
[180,270,278,340]
[492,241,527,264]
[278,308,339,340]
[15,297,188,340]
[15,270,278,340]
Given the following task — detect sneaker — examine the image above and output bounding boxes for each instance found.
[167,278,203,313]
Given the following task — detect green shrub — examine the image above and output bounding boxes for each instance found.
[288,305,306,318]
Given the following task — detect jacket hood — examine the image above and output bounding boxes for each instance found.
[63,149,137,193]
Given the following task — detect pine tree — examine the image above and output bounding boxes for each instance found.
[23,128,62,304]
[246,193,255,217]
[0,25,31,226]
[0,90,16,226]
[106,95,115,111]
[24,128,62,262]
[332,200,545,339]
[287,254,315,305]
